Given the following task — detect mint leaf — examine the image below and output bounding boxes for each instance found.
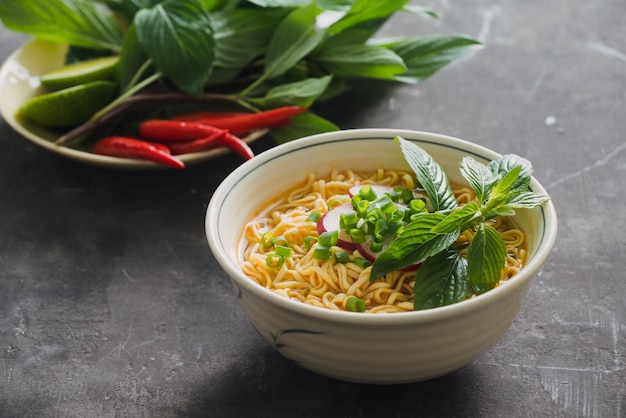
[460,156,498,203]
[0,0,123,51]
[263,4,325,81]
[506,191,550,208]
[484,165,522,212]
[467,224,506,294]
[396,136,457,212]
[315,43,406,80]
[489,154,533,191]
[371,212,460,279]
[270,111,339,144]
[431,201,481,234]
[384,34,482,84]
[249,76,332,109]
[413,249,471,310]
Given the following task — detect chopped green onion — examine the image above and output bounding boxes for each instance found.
[409,199,426,214]
[266,253,284,268]
[349,228,366,244]
[346,296,366,312]
[335,251,350,264]
[304,235,318,250]
[318,231,338,247]
[356,199,370,218]
[273,235,288,246]
[385,190,400,202]
[328,197,344,208]
[353,257,371,269]
[261,232,274,249]
[275,245,292,257]
[358,185,377,201]
[395,186,414,203]
[340,211,359,230]
[370,240,384,253]
[304,236,318,250]
[306,211,321,222]
[314,245,331,260]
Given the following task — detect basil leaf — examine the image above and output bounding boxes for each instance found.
[371,213,460,279]
[135,0,215,95]
[403,5,440,20]
[249,76,332,108]
[264,4,325,80]
[246,0,312,7]
[315,43,406,80]
[396,136,457,212]
[385,34,482,84]
[118,24,150,92]
[270,111,338,144]
[0,0,123,51]
[467,224,506,294]
[211,9,284,70]
[413,249,471,310]
[328,0,411,36]
[431,201,481,234]
[460,156,499,203]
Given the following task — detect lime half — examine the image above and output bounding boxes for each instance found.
[40,56,119,90]
[17,80,118,128]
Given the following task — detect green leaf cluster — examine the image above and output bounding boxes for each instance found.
[371,137,550,310]
[0,0,482,143]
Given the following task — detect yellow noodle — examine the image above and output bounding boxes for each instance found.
[239,168,529,313]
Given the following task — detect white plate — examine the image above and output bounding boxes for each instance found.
[0,39,266,169]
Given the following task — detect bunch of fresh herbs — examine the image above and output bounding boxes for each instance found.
[370,137,550,310]
[0,0,482,145]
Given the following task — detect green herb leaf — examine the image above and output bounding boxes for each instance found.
[210,8,284,70]
[431,201,481,234]
[484,165,522,213]
[263,4,325,81]
[396,136,457,212]
[460,156,499,203]
[383,34,482,84]
[403,5,440,20]
[117,24,150,93]
[249,76,332,108]
[466,224,506,294]
[489,154,533,191]
[0,0,123,51]
[328,0,411,36]
[413,249,471,310]
[270,111,339,144]
[371,212,460,279]
[246,0,312,7]
[314,43,406,80]
[506,191,551,208]
[135,0,215,95]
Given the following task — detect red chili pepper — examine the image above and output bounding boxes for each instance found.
[167,131,254,160]
[173,111,250,122]
[139,120,223,141]
[93,136,185,169]
[176,106,307,134]
[167,130,226,155]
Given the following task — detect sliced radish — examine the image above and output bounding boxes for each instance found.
[316,204,357,250]
[349,184,394,198]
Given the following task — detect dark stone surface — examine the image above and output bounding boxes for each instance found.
[1,1,624,417]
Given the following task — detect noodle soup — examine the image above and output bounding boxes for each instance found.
[240,167,528,314]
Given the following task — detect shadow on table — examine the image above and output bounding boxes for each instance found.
[185,343,482,418]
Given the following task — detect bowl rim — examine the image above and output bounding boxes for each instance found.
[206,128,558,325]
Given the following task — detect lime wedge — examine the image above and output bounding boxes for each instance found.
[40,56,119,90]
[17,80,118,128]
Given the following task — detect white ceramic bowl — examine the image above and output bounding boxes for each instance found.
[205,129,557,384]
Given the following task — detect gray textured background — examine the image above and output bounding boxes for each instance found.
[1,1,624,417]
